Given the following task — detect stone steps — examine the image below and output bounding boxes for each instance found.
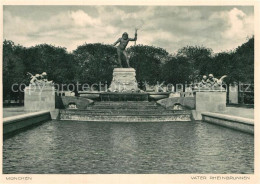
[88,101,163,110]
[93,101,155,105]
[59,101,192,122]
[60,109,188,115]
[92,103,158,107]
[86,106,164,110]
[94,101,153,103]
[60,114,191,122]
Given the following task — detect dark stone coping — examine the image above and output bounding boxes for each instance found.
[193,90,227,92]
[78,91,101,94]
[147,92,171,95]
[100,93,149,101]
[100,92,149,95]
[78,92,171,95]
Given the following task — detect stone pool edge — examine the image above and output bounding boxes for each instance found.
[3,111,51,135]
[201,112,254,135]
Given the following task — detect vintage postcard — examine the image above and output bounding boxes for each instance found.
[0,0,259,184]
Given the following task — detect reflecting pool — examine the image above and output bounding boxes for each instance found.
[3,120,254,174]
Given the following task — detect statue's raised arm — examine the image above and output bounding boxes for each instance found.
[128,29,138,41]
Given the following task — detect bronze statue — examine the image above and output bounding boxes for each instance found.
[113,29,138,68]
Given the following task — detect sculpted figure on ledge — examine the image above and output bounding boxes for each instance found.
[27,72,53,86]
[113,29,138,68]
[197,74,227,91]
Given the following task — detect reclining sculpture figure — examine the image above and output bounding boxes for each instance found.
[27,72,53,86]
[196,74,227,91]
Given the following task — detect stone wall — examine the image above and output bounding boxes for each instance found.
[3,111,51,135]
[157,97,195,109]
[202,112,254,134]
[56,96,94,110]
[195,92,226,112]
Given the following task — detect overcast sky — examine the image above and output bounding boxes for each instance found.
[3,6,254,54]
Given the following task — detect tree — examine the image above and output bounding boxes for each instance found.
[176,46,213,82]
[2,36,254,100]
[162,56,192,85]
[231,37,254,83]
[24,44,76,84]
[210,52,234,83]
[128,45,169,86]
[73,43,117,87]
[3,40,26,102]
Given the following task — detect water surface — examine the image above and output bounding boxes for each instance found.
[3,120,254,174]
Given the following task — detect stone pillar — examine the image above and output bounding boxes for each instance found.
[108,68,139,92]
[195,91,226,112]
[192,91,227,120]
[24,84,56,112]
[228,84,238,104]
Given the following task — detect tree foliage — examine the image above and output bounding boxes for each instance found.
[128,45,169,85]
[3,40,26,100]
[73,43,117,85]
[2,36,254,100]
[23,44,76,84]
[176,46,213,82]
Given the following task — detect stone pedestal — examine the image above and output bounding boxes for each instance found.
[24,84,56,111]
[108,68,139,92]
[192,91,226,120]
[195,91,226,112]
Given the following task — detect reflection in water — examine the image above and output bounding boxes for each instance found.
[3,120,254,174]
[109,123,139,173]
